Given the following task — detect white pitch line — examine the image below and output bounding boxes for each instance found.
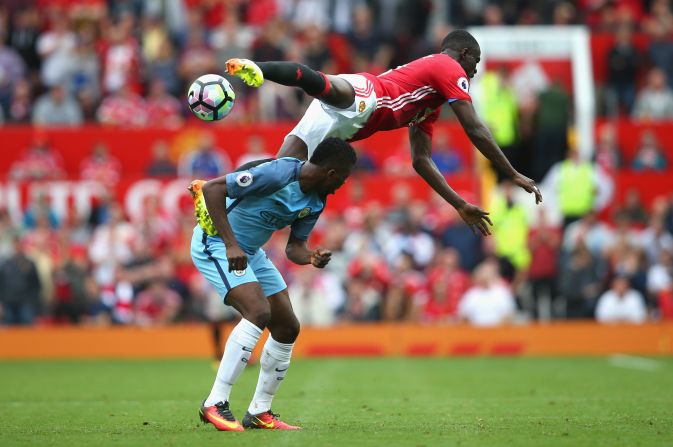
[609,354,662,372]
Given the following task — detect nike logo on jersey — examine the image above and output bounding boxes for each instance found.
[275,367,288,372]
[242,347,253,352]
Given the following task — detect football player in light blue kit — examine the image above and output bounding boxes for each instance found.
[191,137,356,431]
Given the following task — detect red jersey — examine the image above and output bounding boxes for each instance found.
[354,54,472,141]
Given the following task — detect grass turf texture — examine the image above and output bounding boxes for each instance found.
[1,357,672,446]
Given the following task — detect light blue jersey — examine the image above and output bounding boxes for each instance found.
[191,157,324,301]
[223,157,325,254]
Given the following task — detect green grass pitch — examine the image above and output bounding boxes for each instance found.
[1,357,672,446]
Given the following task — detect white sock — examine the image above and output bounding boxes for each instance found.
[204,318,262,406]
[248,336,294,414]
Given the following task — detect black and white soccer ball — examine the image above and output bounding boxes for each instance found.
[187,74,236,121]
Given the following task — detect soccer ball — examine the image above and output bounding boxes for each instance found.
[187,74,235,121]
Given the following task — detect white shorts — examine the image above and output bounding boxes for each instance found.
[286,74,377,156]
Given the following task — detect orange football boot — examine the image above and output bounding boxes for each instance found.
[242,410,301,430]
[199,401,244,432]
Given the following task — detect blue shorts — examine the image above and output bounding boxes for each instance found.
[190,226,287,303]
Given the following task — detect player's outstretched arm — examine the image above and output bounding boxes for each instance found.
[451,100,543,204]
[201,177,248,272]
[409,126,493,236]
[285,233,331,268]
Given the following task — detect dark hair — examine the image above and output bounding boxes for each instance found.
[441,29,480,54]
[309,137,357,168]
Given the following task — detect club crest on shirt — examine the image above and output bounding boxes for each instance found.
[457,77,469,93]
[298,207,311,218]
[236,172,253,187]
[358,100,366,113]
[233,269,246,277]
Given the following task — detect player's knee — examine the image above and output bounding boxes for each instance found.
[273,316,300,343]
[245,305,271,329]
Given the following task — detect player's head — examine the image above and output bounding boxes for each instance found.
[308,138,357,195]
[440,29,481,78]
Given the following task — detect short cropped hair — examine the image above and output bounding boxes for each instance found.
[441,29,480,54]
[310,137,357,168]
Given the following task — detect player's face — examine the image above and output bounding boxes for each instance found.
[322,166,352,195]
[463,48,481,78]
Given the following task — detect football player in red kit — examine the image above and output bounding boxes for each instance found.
[226,29,542,236]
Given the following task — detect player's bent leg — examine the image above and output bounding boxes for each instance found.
[266,289,301,344]
[228,59,355,109]
[323,74,356,109]
[201,283,269,432]
[244,289,301,430]
[277,135,308,160]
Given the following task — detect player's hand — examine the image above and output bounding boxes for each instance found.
[512,172,543,204]
[310,248,332,268]
[457,203,493,236]
[226,245,248,272]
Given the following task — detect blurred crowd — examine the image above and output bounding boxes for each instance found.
[0,0,673,126]
[1,136,673,327]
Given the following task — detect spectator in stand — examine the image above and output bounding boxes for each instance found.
[347,4,386,67]
[383,252,427,321]
[303,24,335,72]
[531,79,570,181]
[440,204,484,272]
[527,207,561,319]
[647,20,673,89]
[8,79,32,123]
[631,130,668,171]
[632,68,673,120]
[68,27,101,101]
[97,83,147,127]
[234,135,273,168]
[457,260,516,327]
[595,275,647,324]
[52,246,94,324]
[619,189,649,226]
[605,24,640,115]
[178,29,217,88]
[431,130,463,175]
[563,210,615,258]
[416,248,470,323]
[80,143,122,187]
[640,216,673,265]
[479,67,520,179]
[384,204,435,269]
[23,193,60,230]
[36,14,75,88]
[210,12,255,65]
[543,149,613,228]
[343,204,392,258]
[133,279,182,327]
[178,132,231,179]
[489,179,531,275]
[9,135,65,181]
[146,39,180,96]
[346,251,390,321]
[558,242,606,318]
[145,140,177,178]
[0,237,41,325]
[145,79,183,127]
[288,266,344,326]
[594,123,623,174]
[99,14,141,93]
[88,202,137,313]
[32,84,83,126]
[7,6,40,75]
[0,210,20,260]
[0,40,27,111]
